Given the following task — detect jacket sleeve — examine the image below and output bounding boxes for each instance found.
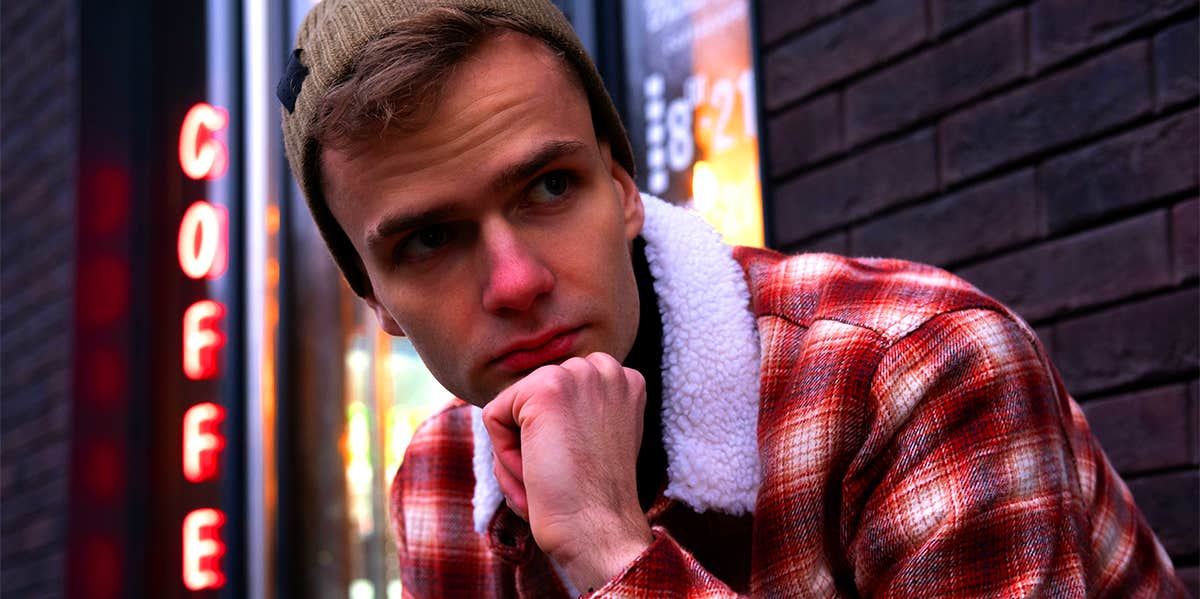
[585,527,745,598]
[848,308,1185,598]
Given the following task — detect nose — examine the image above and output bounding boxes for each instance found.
[479,223,554,314]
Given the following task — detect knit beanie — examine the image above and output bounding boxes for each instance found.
[277,0,635,298]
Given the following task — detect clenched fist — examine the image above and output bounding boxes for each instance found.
[482,352,653,591]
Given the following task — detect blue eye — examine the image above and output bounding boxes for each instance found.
[530,171,573,204]
[543,172,569,195]
[396,224,455,261]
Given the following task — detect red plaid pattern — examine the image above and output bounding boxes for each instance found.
[390,249,1186,598]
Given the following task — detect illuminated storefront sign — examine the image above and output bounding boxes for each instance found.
[182,508,227,591]
[623,0,764,246]
[176,102,229,591]
[178,201,229,279]
[183,300,226,380]
[179,103,230,181]
[183,403,226,483]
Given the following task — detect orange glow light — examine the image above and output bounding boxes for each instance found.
[177,201,229,279]
[179,103,229,180]
[183,403,225,482]
[182,508,226,591]
[183,300,225,380]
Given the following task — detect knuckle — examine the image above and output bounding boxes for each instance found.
[586,351,619,368]
[586,352,622,377]
[561,356,599,383]
[561,355,592,372]
[626,368,646,403]
[624,367,645,389]
[540,366,573,394]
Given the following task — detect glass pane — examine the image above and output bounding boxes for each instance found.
[340,301,454,599]
[622,0,764,247]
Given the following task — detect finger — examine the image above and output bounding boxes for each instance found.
[482,387,518,432]
[492,453,529,520]
[623,366,646,403]
[585,352,628,393]
[483,393,524,482]
[491,437,524,485]
[559,355,599,379]
[583,351,621,370]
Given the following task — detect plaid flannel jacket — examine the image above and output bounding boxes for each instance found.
[390,198,1185,598]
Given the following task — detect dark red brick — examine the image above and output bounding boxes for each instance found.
[1081,384,1191,474]
[1031,0,1194,69]
[1053,288,1199,395]
[930,0,1019,34]
[757,0,859,45]
[1,475,67,531]
[1042,111,1199,233]
[850,169,1039,267]
[767,92,841,176]
[2,1,76,597]
[1177,567,1198,599]
[1035,325,1056,360]
[1,555,66,599]
[1156,19,1200,109]
[957,211,1172,321]
[790,229,850,255]
[846,9,1026,145]
[1127,470,1199,557]
[1190,381,1199,465]
[764,0,926,109]
[773,128,937,245]
[1175,199,1199,283]
[941,42,1152,184]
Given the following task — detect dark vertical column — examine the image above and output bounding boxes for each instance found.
[0,0,79,597]
[69,1,152,598]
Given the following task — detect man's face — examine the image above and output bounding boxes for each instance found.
[322,32,644,407]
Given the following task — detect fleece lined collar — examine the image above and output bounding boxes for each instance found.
[471,194,763,533]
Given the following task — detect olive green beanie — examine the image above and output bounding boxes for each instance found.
[277,0,634,297]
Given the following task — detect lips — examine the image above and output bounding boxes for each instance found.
[492,327,581,373]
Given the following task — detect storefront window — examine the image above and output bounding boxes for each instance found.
[339,302,454,599]
[622,0,764,247]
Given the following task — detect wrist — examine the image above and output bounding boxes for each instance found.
[557,516,653,592]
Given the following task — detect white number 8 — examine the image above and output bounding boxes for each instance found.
[666,97,694,172]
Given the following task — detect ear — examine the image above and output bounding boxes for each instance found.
[363,289,405,337]
[601,141,644,242]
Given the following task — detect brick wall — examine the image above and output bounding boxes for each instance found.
[760,0,1199,593]
[0,0,78,597]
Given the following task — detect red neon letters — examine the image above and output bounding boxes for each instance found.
[179,103,229,180]
[178,201,228,279]
[182,508,226,590]
[183,403,225,483]
[182,300,225,380]
[179,102,230,593]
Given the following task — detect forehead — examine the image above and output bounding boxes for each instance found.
[321,31,597,214]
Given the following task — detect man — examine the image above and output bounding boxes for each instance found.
[278,1,1187,596]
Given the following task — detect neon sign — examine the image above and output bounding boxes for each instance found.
[182,508,227,590]
[178,201,228,279]
[183,403,225,483]
[179,103,229,181]
[182,300,225,380]
[177,102,229,591]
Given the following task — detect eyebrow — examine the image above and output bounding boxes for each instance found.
[365,139,590,250]
[490,139,589,192]
[366,204,461,251]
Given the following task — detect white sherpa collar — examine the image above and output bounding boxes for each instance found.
[472,194,762,534]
